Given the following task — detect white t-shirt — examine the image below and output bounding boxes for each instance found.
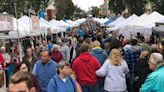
[62,78,67,83]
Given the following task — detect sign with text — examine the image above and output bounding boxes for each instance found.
[0,14,13,31]
[31,16,40,32]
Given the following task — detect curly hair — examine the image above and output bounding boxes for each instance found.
[109,49,123,66]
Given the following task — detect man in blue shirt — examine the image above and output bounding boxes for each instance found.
[33,50,57,92]
[77,28,84,38]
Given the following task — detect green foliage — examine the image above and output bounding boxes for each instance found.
[126,0,148,15]
[108,0,148,16]
[74,5,86,19]
[150,0,164,15]
[108,0,125,15]
[55,0,75,20]
[0,0,48,18]
[0,0,81,20]
[90,6,100,17]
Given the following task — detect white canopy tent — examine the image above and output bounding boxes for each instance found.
[0,17,30,39]
[8,18,30,38]
[117,14,138,28]
[93,18,109,24]
[50,26,66,34]
[66,20,79,27]
[18,15,32,27]
[119,13,149,38]
[132,12,164,36]
[49,19,68,29]
[74,18,86,24]
[59,20,72,27]
[18,15,42,36]
[40,18,50,35]
[107,14,138,32]
[49,20,66,34]
[108,16,125,27]
[119,11,164,38]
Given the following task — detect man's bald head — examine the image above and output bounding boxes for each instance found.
[41,50,50,64]
[42,50,49,56]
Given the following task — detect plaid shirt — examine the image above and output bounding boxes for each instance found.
[124,46,143,84]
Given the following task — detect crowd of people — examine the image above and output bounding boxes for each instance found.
[1,19,164,92]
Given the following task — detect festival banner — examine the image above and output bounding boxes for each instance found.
[0,15,13,31]
[31,15,40,32]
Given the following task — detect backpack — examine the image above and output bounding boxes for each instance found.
[53,76,77,92]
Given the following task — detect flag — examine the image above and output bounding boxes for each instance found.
[31,16,40,32]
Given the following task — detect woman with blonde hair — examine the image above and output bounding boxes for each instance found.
[109,49,123,66]
[96,49,129,92]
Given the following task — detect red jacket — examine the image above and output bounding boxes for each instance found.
[51,50,63,63]
[0,53,5,69]
[72,52,101,85]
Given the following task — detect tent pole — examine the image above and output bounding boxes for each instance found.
[14,0,22,62]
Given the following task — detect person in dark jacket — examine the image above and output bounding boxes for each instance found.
[23,47,37,71]
[124,38,143,92]
[15,62,41,92]
[51,45,63,63]
[135,51,151,92]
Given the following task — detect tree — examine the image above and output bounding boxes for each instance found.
[124,0,148,15]
[150,0,164,15]
[108,0,148,16]
[0,0,80,20]
[108,0,125,15]
[89,6,100,17]
[55,0,75,20]
[74,5,86,19]
[0,0,48,18]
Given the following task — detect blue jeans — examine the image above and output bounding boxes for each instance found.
[81,83,100,92]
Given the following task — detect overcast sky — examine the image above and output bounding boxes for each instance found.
[72,0,104,11]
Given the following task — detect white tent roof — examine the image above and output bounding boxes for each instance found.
[101,18,109,24]
[119,13,148,38]
[74,18,86,24]
[135,11,164,27]
[66,20,79,26]
[119,12,164,38]
[8,18,30,38]
[59,20,71,27]
[49,19,68,29]
[126,13,148,26]
[93,18,109,24]
[108,16,125,26]
[39,18,50,34]
[50,26,66,34]
[18,15,42,36]
[49,20,66,33]
[18,15,32,26]
[40,18,50,28]
[108,14,139,31]
[117,14,138,27]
